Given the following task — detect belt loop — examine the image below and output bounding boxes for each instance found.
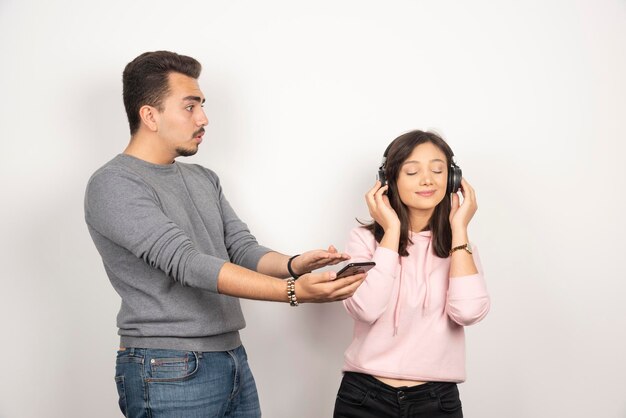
[196,351,203,359]
[129,347,135,356]
[429,390,437,399]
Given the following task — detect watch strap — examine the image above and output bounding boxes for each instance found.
[449,243,472,255]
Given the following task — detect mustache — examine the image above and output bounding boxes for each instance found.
[192,128,205,138]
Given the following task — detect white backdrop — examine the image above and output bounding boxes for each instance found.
[1,1,625,417]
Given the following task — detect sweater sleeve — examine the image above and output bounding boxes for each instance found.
[342,227,400,324]
[85,167,226,293]
[205,169,272,271]
[445,244,491,326]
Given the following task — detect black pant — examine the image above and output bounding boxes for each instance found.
[333,372,463,418]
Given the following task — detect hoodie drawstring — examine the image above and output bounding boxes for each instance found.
[393,257,403,336]
[393,236,434,336]
[423,238,433,314]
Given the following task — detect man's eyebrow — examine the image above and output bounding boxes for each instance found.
[182,95,205,104]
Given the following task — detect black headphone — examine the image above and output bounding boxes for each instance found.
[377,141,462,194]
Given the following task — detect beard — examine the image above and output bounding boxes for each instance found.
[175,145,198,157]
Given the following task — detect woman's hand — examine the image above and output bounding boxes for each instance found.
[449,178,477,232]
[365,181,401,232]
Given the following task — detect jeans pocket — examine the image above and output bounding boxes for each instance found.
[146,351,199,382]
[114,375,128,417]
[438,385,462,413]
[116,349,144,365]
[336,380,369,406]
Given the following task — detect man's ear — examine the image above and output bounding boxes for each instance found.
[139,105,158,132]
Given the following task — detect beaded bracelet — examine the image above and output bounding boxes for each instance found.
[286,278,299,307]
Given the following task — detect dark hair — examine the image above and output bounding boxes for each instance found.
[122,51,202,135]
[362,130,456,258]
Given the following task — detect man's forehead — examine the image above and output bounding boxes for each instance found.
[168,72,205,101]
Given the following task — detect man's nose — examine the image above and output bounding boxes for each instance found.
[197,109,209,126]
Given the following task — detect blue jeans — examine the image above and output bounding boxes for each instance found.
[114,345,261,418]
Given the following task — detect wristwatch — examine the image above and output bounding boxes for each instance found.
[449,243,473,255]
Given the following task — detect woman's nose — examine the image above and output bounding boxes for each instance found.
[420,172,434,185]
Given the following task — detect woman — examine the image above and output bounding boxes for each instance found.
[334,130,490,418]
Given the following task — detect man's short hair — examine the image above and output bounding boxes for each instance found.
[122,51,202,135]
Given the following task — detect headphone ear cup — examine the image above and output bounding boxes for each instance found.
[447,164,462,194]
[377,169,387,187]
[378,141,394,188]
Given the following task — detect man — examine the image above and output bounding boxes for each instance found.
[84,51,365,418]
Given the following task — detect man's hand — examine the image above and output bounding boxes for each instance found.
[295,270,366,303]
[291,246,350,276]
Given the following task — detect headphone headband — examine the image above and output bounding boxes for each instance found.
[377,139,462,193]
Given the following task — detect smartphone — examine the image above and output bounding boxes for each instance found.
[335,262,376,279]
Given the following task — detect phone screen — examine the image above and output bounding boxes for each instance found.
[335,262,376,279]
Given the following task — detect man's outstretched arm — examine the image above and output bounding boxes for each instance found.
[255,247,350,279]
[217,262,365,303]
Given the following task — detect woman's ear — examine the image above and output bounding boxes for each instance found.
[139,105,158,132]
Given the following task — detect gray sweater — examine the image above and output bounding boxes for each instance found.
[84,154,271,351]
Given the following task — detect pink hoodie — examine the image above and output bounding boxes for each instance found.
[342,226,490,383]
